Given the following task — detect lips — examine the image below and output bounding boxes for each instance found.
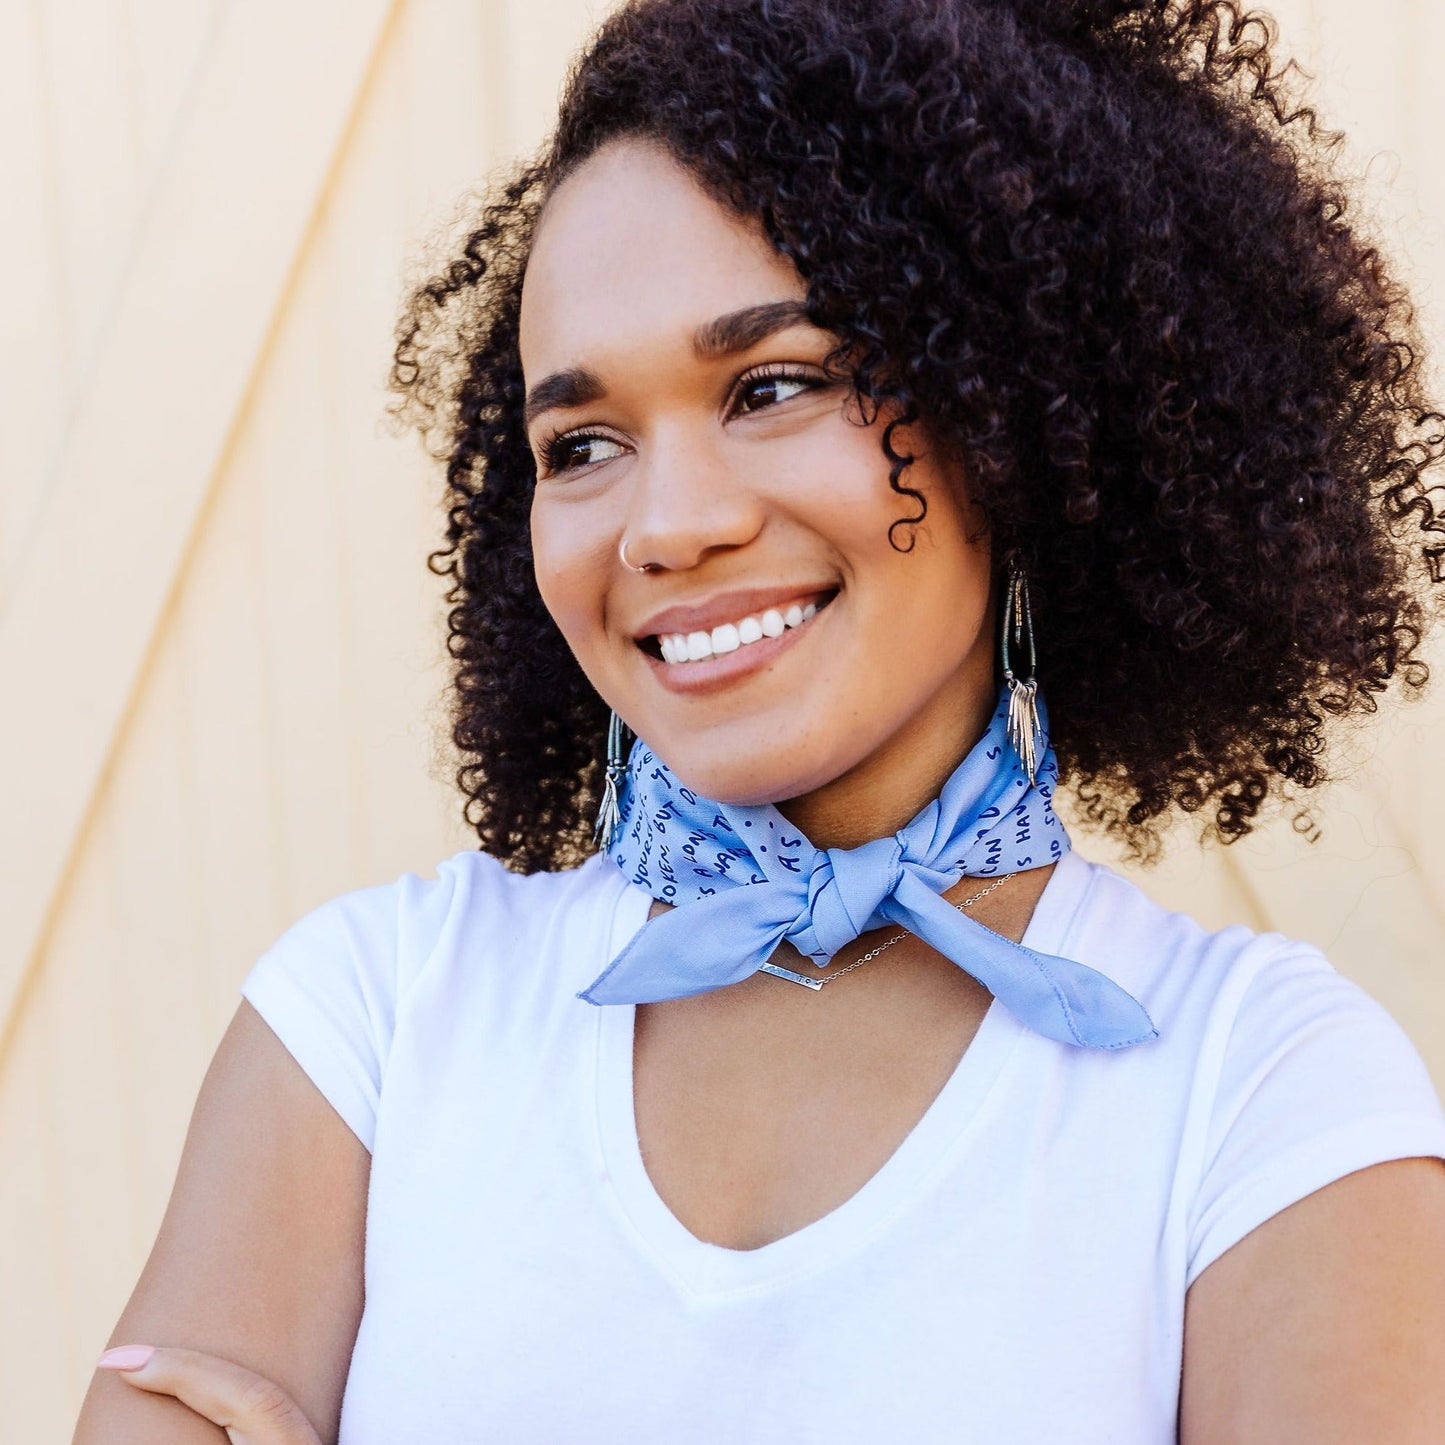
[632,585,838,646]
[635,588,838,662]
[639,587,837,693]
[667,597,825,662]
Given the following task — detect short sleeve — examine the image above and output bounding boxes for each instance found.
[1185,945,1445,1289]
[239,865,460,1152]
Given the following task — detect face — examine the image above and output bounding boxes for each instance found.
[521,137,998,818]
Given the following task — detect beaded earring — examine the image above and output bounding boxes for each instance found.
[593,709,632,849]
[1001,559,1043,787]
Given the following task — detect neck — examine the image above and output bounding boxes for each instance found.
[773,660,999,851]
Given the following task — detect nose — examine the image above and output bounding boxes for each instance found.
[619,423,766,572]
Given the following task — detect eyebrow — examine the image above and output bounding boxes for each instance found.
[693,298,813,359]
[522,299,816,429]
[523,367,606,431]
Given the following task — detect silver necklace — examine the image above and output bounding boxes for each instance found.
[758,874,1013,990]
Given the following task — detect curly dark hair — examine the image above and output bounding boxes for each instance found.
[389,0,1445,874]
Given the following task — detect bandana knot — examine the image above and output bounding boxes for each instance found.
[789,833,905,962]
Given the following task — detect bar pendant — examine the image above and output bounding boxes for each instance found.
[758,961,826,990]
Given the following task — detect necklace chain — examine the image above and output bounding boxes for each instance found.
[798,874,1012,987]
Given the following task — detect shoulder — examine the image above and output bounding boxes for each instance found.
[255,848,626,990]
[238,849,629,1148]
[1055,848,1391,1052]
[1059,849,1445,1190]
[1057,848,1445,1287]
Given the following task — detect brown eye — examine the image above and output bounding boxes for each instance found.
[537,431,625,475]
[733,366,821,415]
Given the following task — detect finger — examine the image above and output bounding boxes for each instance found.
[97,1344,322,1445]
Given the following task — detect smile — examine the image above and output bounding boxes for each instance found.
[657,599,821,664]
[637,588,838,691]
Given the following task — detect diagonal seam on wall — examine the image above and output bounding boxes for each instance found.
[0,0,401,1052]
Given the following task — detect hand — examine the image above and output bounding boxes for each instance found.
[96,1344,322,1444]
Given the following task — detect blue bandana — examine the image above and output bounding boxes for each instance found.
[579,682,1158,1050]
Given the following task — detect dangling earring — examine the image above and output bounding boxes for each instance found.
[593,709,632,849]
[1001,559,1043,787]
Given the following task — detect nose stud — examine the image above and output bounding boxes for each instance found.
[618,537,657,574]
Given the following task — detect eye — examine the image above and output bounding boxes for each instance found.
[730,364,824,415]
[532,364,827,478]
[535,430,626,476]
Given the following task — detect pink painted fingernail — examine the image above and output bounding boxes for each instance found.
[97,1345,155,1371]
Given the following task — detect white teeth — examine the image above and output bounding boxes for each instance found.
[655,597,828,664]
[711,622,740,654]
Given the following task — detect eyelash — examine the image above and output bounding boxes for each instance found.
[535,363,825,476]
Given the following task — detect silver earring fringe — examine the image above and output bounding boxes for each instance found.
[1001,562,1043,787]
[593,709,630,849]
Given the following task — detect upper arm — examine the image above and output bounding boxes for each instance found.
[1180,1155,1445,1443]
[72,999,370,1444]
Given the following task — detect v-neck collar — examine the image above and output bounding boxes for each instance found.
[590,850,1098,1301]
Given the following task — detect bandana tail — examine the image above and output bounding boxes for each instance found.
[891,873,1158,1050]
[578,888,794,1005]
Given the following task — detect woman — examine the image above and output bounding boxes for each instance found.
[77,0,1445,1439]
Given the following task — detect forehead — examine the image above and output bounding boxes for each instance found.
[519,139,804,375]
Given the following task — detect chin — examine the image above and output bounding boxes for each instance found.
[647,742,845,811]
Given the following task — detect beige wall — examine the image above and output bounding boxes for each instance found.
[1,1,1441,1437]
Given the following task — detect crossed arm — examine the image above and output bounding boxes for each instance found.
[71,1001,368,1444]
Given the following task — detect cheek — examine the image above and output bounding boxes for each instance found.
[816,443,990,652]
[792,422,982,583]
[776,420,904,552]
[529,502,609,650]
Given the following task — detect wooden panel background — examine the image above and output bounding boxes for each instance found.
[0,1,1439,1438]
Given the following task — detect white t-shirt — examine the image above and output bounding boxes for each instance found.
[240,845,1445,1443]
